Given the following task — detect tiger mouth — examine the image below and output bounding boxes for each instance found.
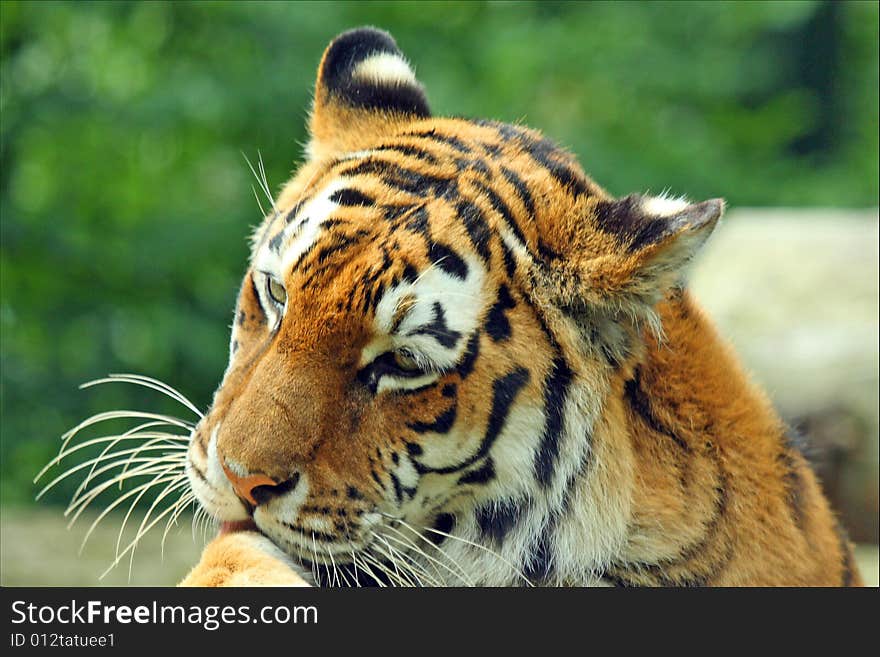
[219,519,260,535]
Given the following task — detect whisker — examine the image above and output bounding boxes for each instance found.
[80,432,186,501]
[126,478,191,580]
[65,457,187,526]
[310,533,322,587]
[161,493,197,557]
[243,151,277,215]
[257,150,278,214]
[57,410,193,457]
[326,548,342,588]
[366,532,422,587]
[38,446,184,503]
[359,547,404,588]
[82,374,203,419]
[98,493,188,580]
[395,516,534,587]
[35,426,187,485]
[380,523,471,586]
[77,468,183,556]
[375,535,438,587]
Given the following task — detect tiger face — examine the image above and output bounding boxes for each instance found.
[186,27,722,584]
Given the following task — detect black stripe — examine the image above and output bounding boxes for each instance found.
[403,128,471,153]
[342,159,454,199]
[428,241,468,279]
[500,165,536,218]
[534,356,574,487]
[268,230,285,253]
[486,284,517,342]
[407,400,457,434]
[408,301,462,349]
[404,205,430,236]
[480,141,502,157]
[413,368,530,475]
[835,520,856,586]
[608,450,731,586]
[470,178,531,255]
[456,332,481,379]
[457,458,496,486]
[282,523,338,544]
[329,188,375,207]
[479,119,592,198]
[370,468,386,491]
[475,497,522,544]
[315,233,360,265]
[285,197,309,224]
[389,472,404,503]
[457,199,492,262]
[427,513,456,546]
[372,143,439,164]
[248,272,260,306]
[523,522,554,583]
[520,135,589,198]
[499,240,517,278]
[624,369,691,452]
[779,448,808,532]
[594,195,670,253]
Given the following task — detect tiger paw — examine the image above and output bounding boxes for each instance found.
[179,529,311,587]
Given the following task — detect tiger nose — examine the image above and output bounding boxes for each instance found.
[221,460,299,506]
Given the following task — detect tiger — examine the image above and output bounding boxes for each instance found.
[177,26,862,587]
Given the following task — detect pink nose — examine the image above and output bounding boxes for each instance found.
[221,460,280,506]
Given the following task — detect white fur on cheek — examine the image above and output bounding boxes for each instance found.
[367,252,486,373]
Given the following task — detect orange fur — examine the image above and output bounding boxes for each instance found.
[182,27,861,587]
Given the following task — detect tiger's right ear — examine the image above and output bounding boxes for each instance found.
[307,27,431,162]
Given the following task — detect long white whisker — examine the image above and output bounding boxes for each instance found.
[126,478,191,580]
[79,430,186,500]
[65,454,187,521]
[375,535,440,587]
[64,445,187,507]
[358,548,402,587]
[77,468,182,556]
[162,493,196,557]
[399,517,534,587]
[82,375,203,419]
[38,446,185,503]
[367,532,420,587]
[99,495,187,580]
[58,410,193,455]
[35,426,187,484]
[380,524,469,586]
[257,150,278,214]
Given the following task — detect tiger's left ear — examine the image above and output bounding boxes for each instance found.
[307,27,431,161]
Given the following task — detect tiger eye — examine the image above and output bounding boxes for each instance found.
[393,350,421,372]
[267,276,287,306]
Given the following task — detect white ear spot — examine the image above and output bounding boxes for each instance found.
[352,52,418,86]
[641,193,690,217]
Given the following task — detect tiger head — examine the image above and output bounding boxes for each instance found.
[186,27,723,584]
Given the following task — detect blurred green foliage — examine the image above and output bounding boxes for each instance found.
[1,1,878,506]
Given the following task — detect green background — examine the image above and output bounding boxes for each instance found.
[1,0,878,508]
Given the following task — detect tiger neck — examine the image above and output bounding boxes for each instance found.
[602,290,786,585]
[437,289,783,586]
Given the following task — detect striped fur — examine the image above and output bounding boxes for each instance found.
[184,27,862,587]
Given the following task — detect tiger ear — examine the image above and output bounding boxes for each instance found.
[307,27,431,161]
[547,195,724,316]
